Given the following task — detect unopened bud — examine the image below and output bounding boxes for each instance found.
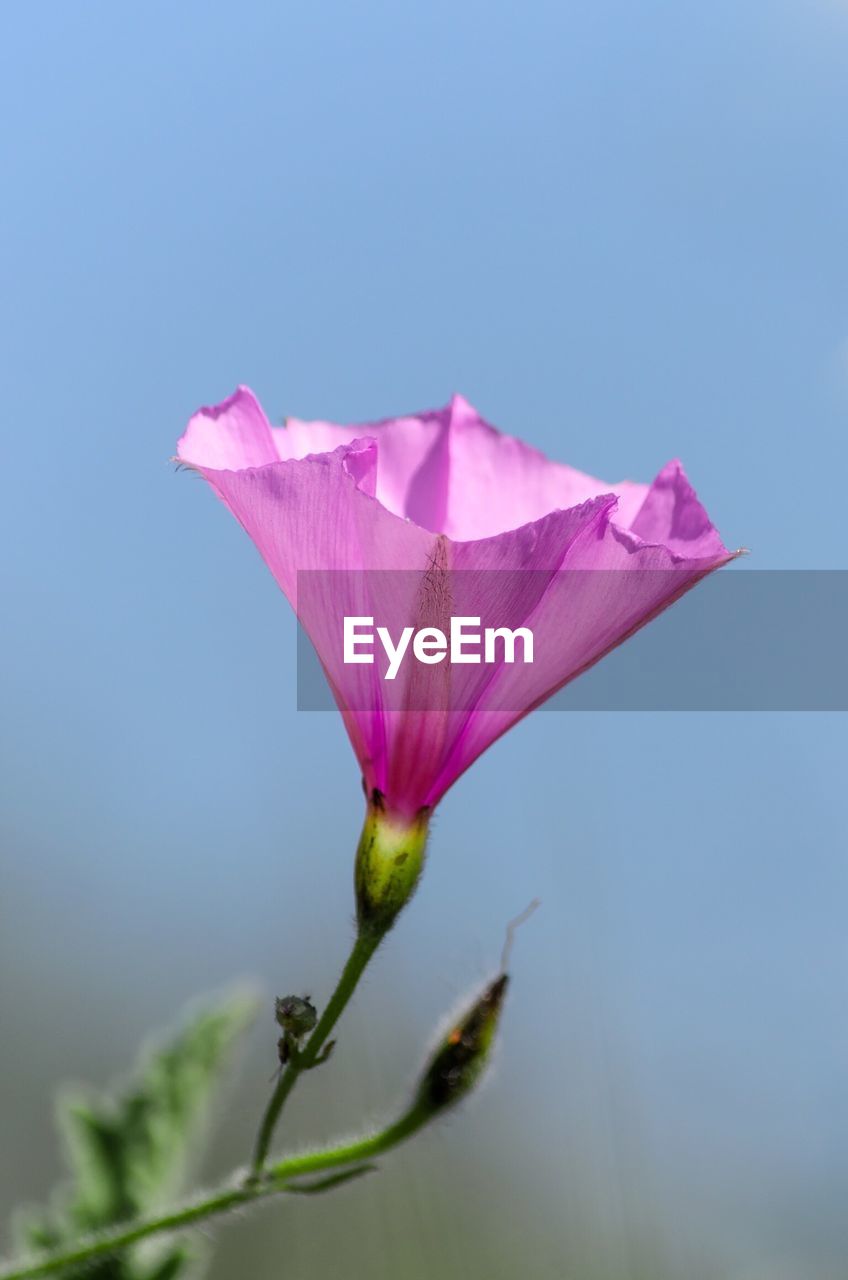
[275,995,318,1039]
[414,974,509,1114]
[354,793,429,938]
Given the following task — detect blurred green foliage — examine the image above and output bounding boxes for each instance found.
[15,994,256,1280]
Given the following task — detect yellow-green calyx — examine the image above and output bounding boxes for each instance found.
[354,796,430,938]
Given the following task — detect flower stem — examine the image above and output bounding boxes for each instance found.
[0,1188,260,1280]
[249,928,381,1177]
[268,1104,428,1180]
[0,1107,429,1280]
[0,808,436,1280]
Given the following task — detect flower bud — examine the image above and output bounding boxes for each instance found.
[354,794,429,938]
[414,974,509,1115]
[275,995,318,1039]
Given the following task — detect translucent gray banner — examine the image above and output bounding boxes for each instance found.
[295,570,848,711]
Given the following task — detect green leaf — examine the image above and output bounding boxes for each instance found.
[17,990,257,1280]
[139,1248,197,1280]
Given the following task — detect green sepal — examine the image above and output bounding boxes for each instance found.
[354,799,429,936]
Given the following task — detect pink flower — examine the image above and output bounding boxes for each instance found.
[178,388,735,825]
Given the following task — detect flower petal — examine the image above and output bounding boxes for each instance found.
[179,416,439,804]
[439,395,644,540]
[424,497,733,805]
[278,395,648,541]
[178,386,279,470]
[627,459,730,559]
[376,496,619,815]
[274,406,451,532]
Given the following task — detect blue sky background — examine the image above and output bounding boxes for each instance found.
[1,3,847,1278]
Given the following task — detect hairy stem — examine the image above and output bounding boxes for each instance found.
[0,1189,259,1280]
[0,1106,429,1280]
[248,805,429,1174]
[268,1105,427,1180]
[249,929,381,1176]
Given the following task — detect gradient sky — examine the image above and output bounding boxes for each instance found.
[1,4,847,1278]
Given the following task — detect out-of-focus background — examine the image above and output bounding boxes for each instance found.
[1,3,847,1278]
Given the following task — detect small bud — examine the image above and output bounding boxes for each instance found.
[275,995,317,1039]
[414,974,509,1115]
[354,794,430,937]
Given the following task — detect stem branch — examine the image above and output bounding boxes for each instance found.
[250,929,381,1176]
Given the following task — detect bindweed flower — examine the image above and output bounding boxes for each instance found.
[179,389,735,927]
